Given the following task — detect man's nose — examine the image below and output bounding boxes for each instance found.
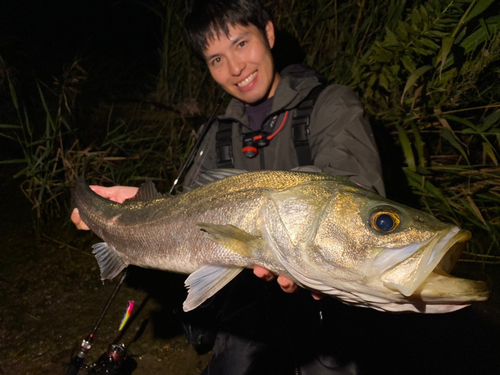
[228,57,245,76]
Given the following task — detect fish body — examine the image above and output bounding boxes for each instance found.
[72,170,488,313]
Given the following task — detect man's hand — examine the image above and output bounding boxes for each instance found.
[71,185,139,230]
[253,266,323,300]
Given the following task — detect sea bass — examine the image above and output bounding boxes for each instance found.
[72,170,488,313]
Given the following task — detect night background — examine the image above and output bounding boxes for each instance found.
[1,0,500,374]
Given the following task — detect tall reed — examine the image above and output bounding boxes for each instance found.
[2,0,499,258]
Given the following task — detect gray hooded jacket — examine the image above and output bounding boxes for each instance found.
[184,71,385,196]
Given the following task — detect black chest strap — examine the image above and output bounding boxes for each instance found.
[290,83,325,166]
[216,121,234,168]
[216,83,326,168]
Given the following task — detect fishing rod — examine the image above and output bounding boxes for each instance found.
[169,91,226,195]
[65,270,128,375]
[84,297,149,375]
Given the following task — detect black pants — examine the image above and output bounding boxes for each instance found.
[202,331,358,375]
[182,270,358,375]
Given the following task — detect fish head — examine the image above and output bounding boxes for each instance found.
[262,179,489,313]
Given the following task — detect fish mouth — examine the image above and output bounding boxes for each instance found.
[379,228,489,302]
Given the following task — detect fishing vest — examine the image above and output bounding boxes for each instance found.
[215,83,326,168]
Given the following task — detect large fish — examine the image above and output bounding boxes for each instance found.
[72,170,488,314]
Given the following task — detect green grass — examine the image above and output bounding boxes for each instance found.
[1,0,499,259]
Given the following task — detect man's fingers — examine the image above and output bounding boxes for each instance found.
[253,266,276,282]
[71,208,90,231]
[254,267,322,298]
[277,275,298,294]
[89,185,119,202]
[254,268,299,294]
[311,291,324,300]
[88,185,138,203]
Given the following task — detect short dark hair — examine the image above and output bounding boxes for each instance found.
[185,0,270,60]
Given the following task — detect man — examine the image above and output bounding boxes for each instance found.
[181,0,384,196]
[72,0,384,373]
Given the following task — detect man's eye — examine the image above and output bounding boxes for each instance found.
[238,41,247,48]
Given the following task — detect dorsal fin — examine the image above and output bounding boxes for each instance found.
[183,169,248,191]
[127,179,164,202]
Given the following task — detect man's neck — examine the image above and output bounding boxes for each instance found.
[245,96,274,131]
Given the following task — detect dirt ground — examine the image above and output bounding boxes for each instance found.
[1,163,500,375]
[0,163,211,375]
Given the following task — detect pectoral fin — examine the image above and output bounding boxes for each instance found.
[183,265,243,312]
[197,223,263,257]
[92,242,128,280]
[184,224,265,311]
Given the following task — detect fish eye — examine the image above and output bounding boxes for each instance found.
[369,210,401,233]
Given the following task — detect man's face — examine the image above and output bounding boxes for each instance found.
[203,21,280,105]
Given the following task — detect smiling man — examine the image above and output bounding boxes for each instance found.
[182,0,384,191]
[203,22,279,105]
[72,0,385,373]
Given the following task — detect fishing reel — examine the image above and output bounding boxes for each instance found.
[86,343,134,375]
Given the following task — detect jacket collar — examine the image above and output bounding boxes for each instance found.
[218,73,321,126]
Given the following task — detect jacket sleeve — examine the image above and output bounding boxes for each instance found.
[182,121,219,190]
[308,84,386,196]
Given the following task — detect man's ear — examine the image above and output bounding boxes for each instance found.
[265,21,276,49]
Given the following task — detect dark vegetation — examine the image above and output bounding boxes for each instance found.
[1,0,499,374]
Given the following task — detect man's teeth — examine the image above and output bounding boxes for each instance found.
[237,71,257,87]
